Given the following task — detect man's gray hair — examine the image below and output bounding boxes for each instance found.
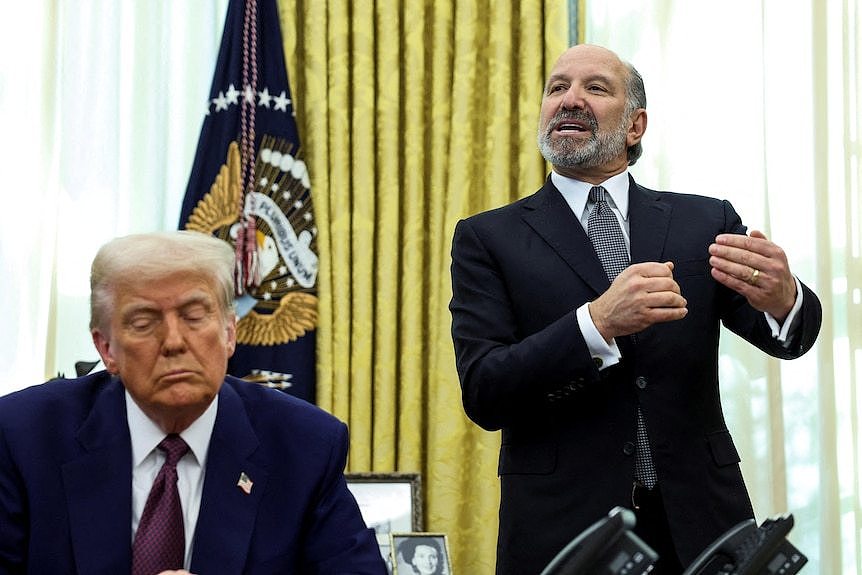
[623,61,647,165]
[90,231,236,332]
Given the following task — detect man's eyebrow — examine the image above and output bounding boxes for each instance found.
[179,293,212,306]
[544,72,616,90]
[121,303,159,317]
[582,72,615,85]
[545,73,569,88]
[176,293,217,313]
[120,292,214,317]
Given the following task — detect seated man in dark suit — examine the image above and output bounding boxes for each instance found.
[0,230,387,574]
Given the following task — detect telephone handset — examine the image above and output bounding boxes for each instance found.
[682,513,807,575]
[540,506,658,575]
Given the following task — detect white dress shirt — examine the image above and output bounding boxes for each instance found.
[127,391,217,570]
[550,170,804,369]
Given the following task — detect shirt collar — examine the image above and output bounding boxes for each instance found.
[551,170,631,220]
[126,389,218,468]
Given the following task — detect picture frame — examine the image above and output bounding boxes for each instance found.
[346,472,423,573]
[390,532,452,575]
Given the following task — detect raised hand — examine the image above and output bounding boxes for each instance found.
[589,261,688,341]
[708,230,797,321]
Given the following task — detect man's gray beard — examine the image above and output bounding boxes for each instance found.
[537,118,629,169]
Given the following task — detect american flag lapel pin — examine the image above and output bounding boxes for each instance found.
[237,472,253,495]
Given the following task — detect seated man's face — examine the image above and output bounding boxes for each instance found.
[92,272,236,430]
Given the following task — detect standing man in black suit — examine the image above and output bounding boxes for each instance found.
[449,44,821,574]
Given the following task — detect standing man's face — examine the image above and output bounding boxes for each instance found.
[537,44,645,180]
[91,272,236,433]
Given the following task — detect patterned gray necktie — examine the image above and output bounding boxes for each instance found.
[587,186,658,489]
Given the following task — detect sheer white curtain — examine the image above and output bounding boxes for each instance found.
[585,1,861,573]
[0,1,229,393]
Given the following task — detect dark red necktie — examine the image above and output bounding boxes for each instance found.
[132,434,190,575]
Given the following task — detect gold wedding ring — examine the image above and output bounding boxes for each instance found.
[749,268,760,286]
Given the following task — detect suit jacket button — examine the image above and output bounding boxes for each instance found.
[635,376,648,389]
[623,441,635,455]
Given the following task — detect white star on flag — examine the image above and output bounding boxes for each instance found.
[273,90,291,111]
[225,83,240,105]
[258,87,272,108]
[213,91,229,111]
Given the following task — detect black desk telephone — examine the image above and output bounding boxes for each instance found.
[683,514,807,575]
[539,508,806,575]
[540,506,658,575]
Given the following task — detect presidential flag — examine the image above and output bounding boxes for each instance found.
[180,0,317,403]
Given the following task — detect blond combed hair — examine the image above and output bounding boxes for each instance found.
[89,231,236,332]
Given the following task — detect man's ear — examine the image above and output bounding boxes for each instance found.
[627,108,647,146]
[91,329,118,374]
[225,314,237,358]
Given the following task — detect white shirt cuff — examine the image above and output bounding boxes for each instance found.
[576,302,622,369]
[764,276,804,341]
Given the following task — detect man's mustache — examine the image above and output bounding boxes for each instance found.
[547,110,598,135]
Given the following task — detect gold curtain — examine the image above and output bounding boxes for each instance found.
[277,0,568,571]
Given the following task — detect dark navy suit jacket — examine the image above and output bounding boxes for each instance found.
[450,176,821,575]
[0,371,386,574]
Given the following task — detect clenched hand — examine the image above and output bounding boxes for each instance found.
[589,261,688,342]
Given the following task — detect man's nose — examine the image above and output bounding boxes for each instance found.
[160,315,188,355]
[561,85,586,110]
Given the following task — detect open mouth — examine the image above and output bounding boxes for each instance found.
[553,118,591,134]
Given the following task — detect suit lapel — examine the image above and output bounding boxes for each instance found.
[190,381,268,574]
[62,376,133,573]
[627,176,672,264]
[521,178,609,295]
[521,176,672,292]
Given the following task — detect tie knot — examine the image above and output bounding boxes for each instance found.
[158,434,189,467]
[589,185,607,204]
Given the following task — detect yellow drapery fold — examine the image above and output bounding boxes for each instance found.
[277,0,568,571]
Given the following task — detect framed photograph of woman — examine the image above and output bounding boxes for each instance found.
[346,473,423,573]
[391,532,452,575]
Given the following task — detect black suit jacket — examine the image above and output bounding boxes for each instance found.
[449,176,821,575]
[0,371,387,574]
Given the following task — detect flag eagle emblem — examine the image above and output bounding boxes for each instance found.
[186,137,318,346]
